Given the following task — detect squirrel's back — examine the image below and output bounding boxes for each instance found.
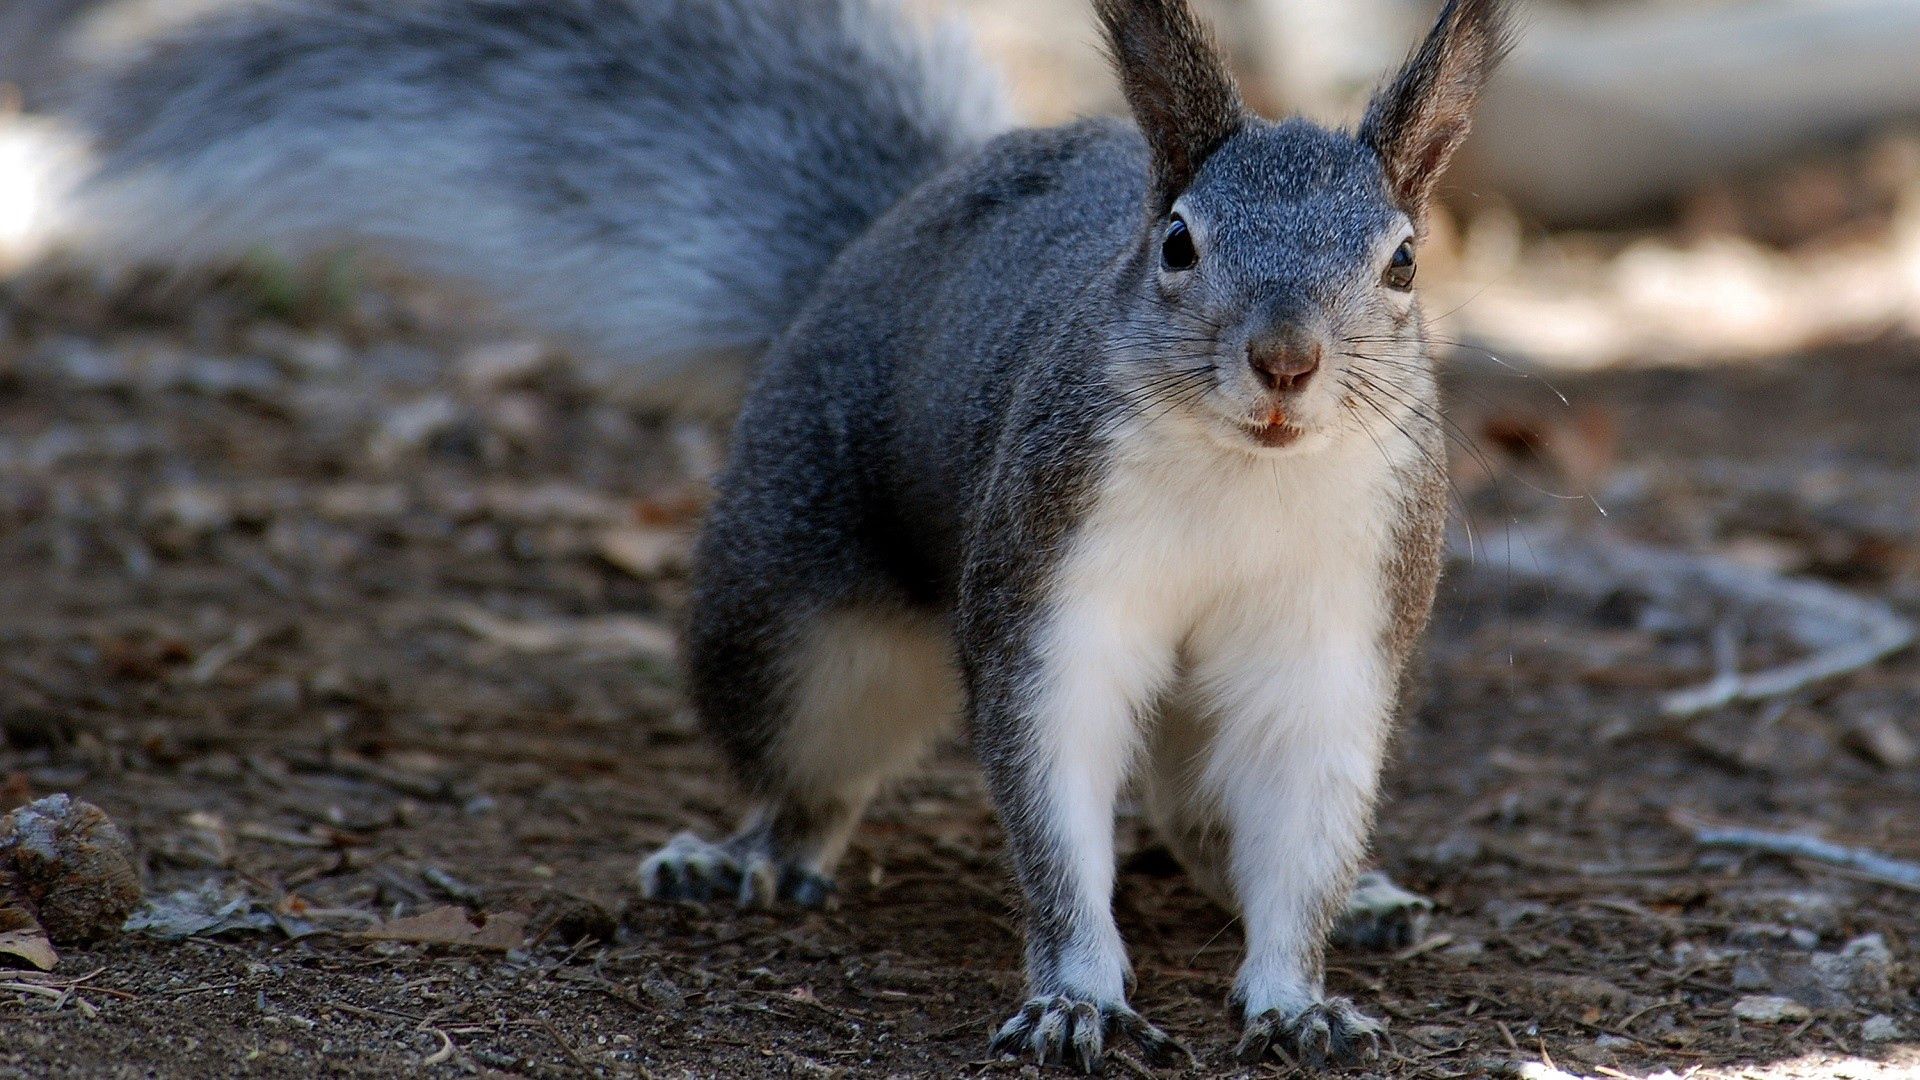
[22,0,1009,404]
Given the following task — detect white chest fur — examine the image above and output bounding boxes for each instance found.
[1051,424,1408,683]
[1016,419,1417,1002]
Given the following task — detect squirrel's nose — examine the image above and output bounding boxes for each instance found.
[1247,338,1321,394]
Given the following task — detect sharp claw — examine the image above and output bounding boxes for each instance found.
[1067,1001,1102,1073]
[1233,1025,1270,1066]
[783,869,837,910]
[1238,999,1388,1067]
[663,859,691,899]
[1118,1011,1189,1067]
[992,995,1174,1072]
[1034,1003,1071,1065]
[989,998,1042,1058]
[640,834,839,911]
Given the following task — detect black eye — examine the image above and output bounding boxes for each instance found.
[1382,240,1416,290]
[1161,216,1196,272]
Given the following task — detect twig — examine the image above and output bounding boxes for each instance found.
[1689,824,1920,892]
[187,623,264,684]
[420,1028,455,1067]
[0,982,68,1001]
[1452,527,1915,717]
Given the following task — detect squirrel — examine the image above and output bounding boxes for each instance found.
[14,0,1509,1069]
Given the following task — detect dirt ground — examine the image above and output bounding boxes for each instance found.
[0,265,1916,1079]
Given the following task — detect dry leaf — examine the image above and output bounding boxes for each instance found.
[449,605,675,659]
[357,906,526,952]
[0,925,57,970]
[597,525,691,578]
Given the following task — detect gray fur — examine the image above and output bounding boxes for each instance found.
[46,0,1008,400]
[690,110,1445,1069]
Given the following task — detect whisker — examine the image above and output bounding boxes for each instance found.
[1342,334,1571,406]
[1338,372,1478,561]
[1346,366,1603,515]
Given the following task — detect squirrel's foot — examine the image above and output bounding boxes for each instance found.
[1330,870,1433,951]
[988,994,1188,1074]
[1234,997,1387,1068]
[637,832,837,910]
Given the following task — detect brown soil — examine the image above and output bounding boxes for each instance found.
[0,269,1915,1078]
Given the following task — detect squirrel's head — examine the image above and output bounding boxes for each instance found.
[1097,0,1509,453]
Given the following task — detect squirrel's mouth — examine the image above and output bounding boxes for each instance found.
[1240,404,1304,448]
[1242,418,1303,448]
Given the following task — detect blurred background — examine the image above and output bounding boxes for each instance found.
[9,0,1920,367]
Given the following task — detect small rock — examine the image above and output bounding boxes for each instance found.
[1731,939,1889,1010]
[1535,973,1634,1017]
[457,340,549,390]
[147,485,237,537]
[1728,922,1820,950]
[1566,1034,1633,1063]
[0,795,141,943]
[1404,1024,1465,1050]
[1732,995,1811,1023]
[1483,899,1550,930]
[248,677,304,714]
[1810,933,1894,998]
[367,396,462,465]
[1860,1014,1905,1042]
[597,524,692,579]
[248,326,350,377]
[1426,831,1483,866]
[532,893,622,945]
[1725,889,1840,934]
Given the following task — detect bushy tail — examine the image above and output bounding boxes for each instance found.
[13,0,1009,402]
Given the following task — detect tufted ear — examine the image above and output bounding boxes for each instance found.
[1359,0,1512,224]
[1094,0,1244,215]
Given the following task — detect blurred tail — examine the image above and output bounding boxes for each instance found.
[8,0,1009,405]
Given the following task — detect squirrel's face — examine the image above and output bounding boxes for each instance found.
[1096,0,1506,455]
[1124,119,1429,455]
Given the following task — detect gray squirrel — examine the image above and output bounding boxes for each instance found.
[18,0,1509,1069]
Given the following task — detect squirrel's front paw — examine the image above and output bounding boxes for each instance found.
[987,995,1187,1074]
[1234,997,1387,1068]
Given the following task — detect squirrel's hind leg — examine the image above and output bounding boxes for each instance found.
[642,604,960,909]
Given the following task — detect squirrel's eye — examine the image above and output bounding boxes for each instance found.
[1382,240,1416,290]
[1161,216,1196,272]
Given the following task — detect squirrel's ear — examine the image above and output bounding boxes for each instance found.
[1360,0,1512,224]
[1095,0,1244,213]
